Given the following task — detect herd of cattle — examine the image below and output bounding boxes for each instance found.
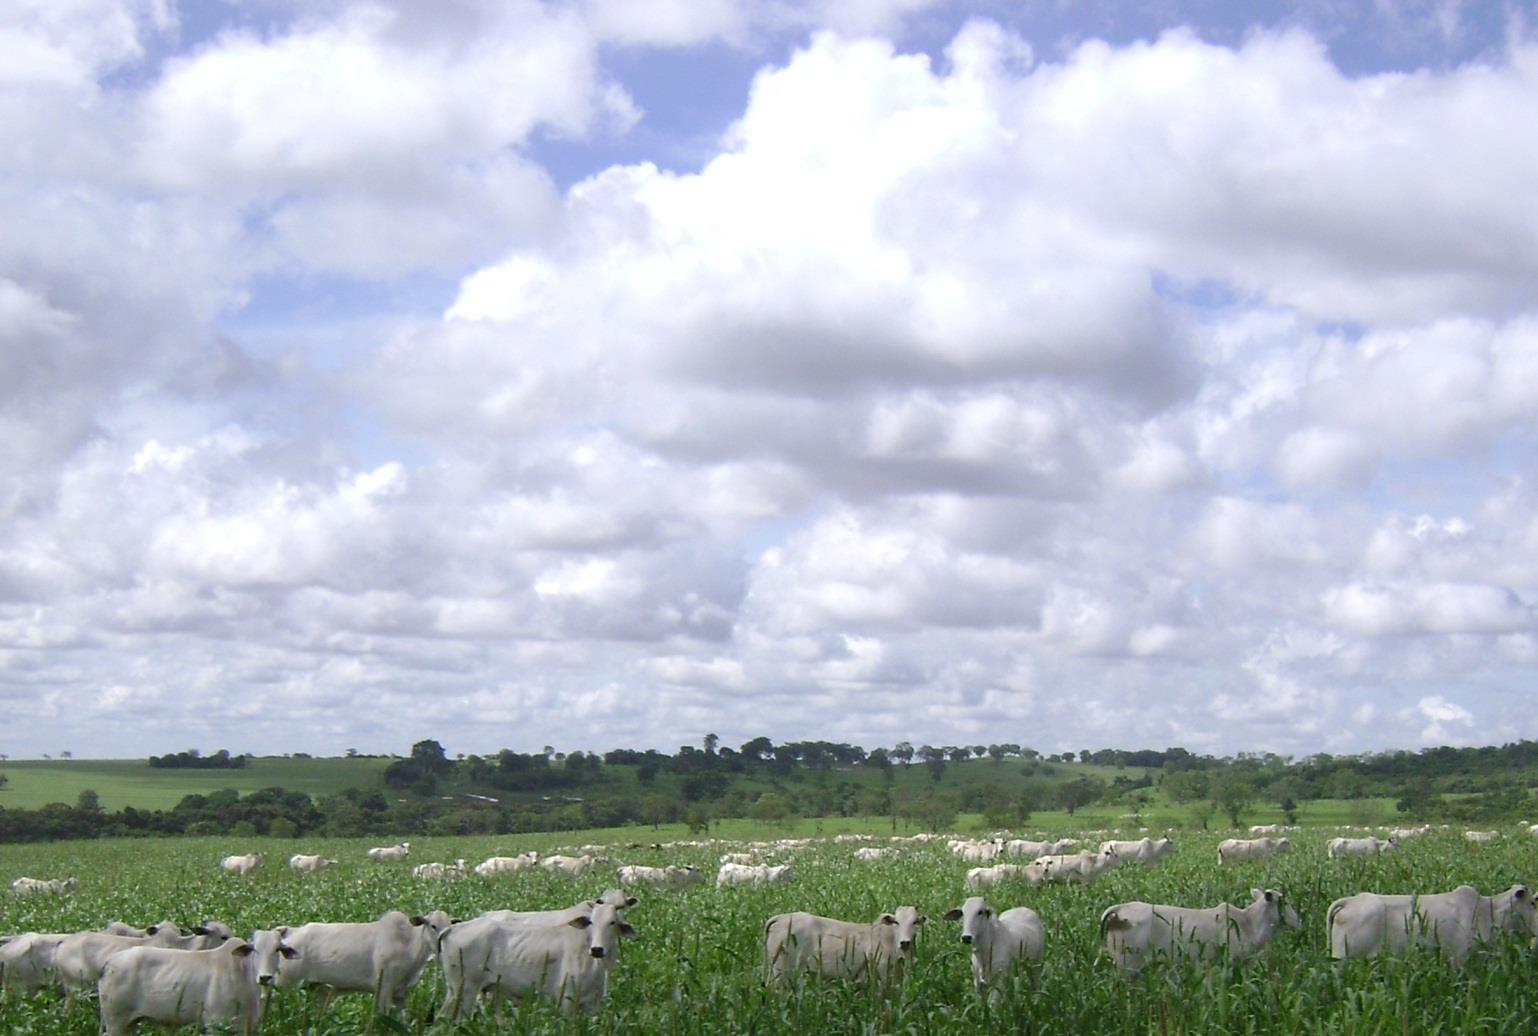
[4,826,1536,1031]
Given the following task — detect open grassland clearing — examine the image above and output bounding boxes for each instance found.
[0,758,391,811]
[3,825,1537,1033]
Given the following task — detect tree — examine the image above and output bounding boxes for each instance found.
[703,733,719,755]
[76,789,101,813]
[1162,770,1210,804]
[922,746,946,783]
[0,773,7,790]
[893,742,915,766]
[410,739,450,775]
[1057,776,1105,816]
[1212,771,1255,828]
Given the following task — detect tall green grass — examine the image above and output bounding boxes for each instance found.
[2,826,1534,1033]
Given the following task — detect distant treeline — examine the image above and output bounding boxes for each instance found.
[1,737,1533,845]
[148,749,249,769]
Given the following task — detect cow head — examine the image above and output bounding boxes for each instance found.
[571,903,637,961]
[1499,885,1537,935]
[248,930,299,986]
[943,897,990,946]
[879,905,927,954]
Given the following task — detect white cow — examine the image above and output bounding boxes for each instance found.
[1100,837,1175,867]
[964,864,1042,891]
[366,841,412,861]
[269,909,452,1012]
[617,864,703,891]
[1389,825,1432,840]
[717,862,793,888]
[475,853,538,876]
[1327,884,1537,964]
[1100,888,1300,976]
[541,854,598,876]
[98,936,296,1036]
[951,840,1005,863]
[1,932,70,994]
[720,852,756,865]
[1327,836,1397,858]
[412,859,468,879]
[1464,830,1500,844]
[1216,837,1292,866]
[1003,839,1066,859]
[853,847,896,861]
[439,902,636,1018]
[942,896,1043,1001]
[1033,848,1121,885]
[763,906,926,988]
[8,877,78,896]
[54,922,232,994]
[288,854,338,873]
[219,853,263,876]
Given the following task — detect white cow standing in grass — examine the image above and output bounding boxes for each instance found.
[268,909,452,1013]
[1327,884,1537,964]
[366,842,412,861]
[218,854,262,876]
[9,877,78,896]
[97,937,297,1036]
[942,896,1043,1002]
[717,862,793,888]
[1099,837,1175,867]
[1100,889,1300,976]
[1327,836,1396,858]
[288,854,338,873]
[1216,837,1292,866]
[475,852,538,876]
[617,864,703,891]
[763,906,926,988]
[1033,847,1121,885]
[438,902,636,1019]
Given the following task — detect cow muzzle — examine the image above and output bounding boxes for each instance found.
[960,934,973,944]
[258,975,274,985]
[590,947,605,959]
[898,940,913,952]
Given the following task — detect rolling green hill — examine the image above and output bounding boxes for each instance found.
[0,756,391,811]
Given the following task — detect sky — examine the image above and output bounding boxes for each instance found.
[3,0,1537,763]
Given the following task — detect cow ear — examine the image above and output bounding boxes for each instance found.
[146,926,160,935]
[626,897,639,907]
[618,922,637,939]
[278,926,289,937]
[280,946,299,959]
[192,926,211,935]
[915,914,927,925]
[879,914,897,925]
[568,916,593,929]
[1265,890,1276,902]
[1250,888,1262,900]
[1517,886,1529,900]
[232,944,255,957]
[410,916,428,927]
[942,908,963,921]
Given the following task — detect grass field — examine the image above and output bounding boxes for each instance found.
[0,757,391,811]
[3,821,1536,1033]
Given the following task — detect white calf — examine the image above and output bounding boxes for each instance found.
[8,877,78,896]
[1033,848,1120,885]
[1216,837,1292,865]
[1327,836,1396,858]
[366,842,412,861]
[475,853,538,876]
[412,859,468,879]
[617,864,703,891]
[943,896,1043,1001]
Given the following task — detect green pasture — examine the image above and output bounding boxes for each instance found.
[0,757,390,811]
[4,823,1537,1034]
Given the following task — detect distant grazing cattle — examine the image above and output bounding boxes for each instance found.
[219,854,262,876]
[1463,830,1500,844]
[288,854,338,873]
[1217,837,1292,866]
[1328,836,1396,858]
[366,842,411,861]
[1033,847,1120,885]
[411,859,467,880]
[717,862,793,888]
[475,853,538,876]
[617,864,703,891]
[1099,837,1175,867]
[9,876,78,896]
